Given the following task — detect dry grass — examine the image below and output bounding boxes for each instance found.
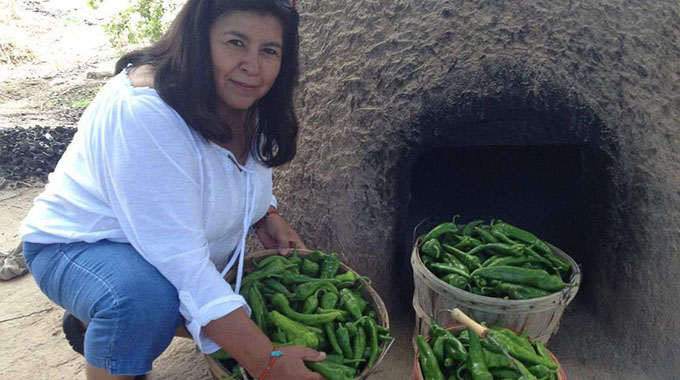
[0,40,34,66]
[0,0,19,24]
[0,1,33,66]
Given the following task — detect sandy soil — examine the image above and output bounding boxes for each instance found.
[0,0,118,130]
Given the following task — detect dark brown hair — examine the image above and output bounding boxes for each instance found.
[115,0,300,167]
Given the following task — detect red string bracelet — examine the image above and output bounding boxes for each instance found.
[256,348,283,380]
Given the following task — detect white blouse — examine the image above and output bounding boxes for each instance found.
[20,70,276,353]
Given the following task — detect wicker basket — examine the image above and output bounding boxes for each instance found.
[413,324,568,380]
[412,238,581,346]
[203,249,392,380]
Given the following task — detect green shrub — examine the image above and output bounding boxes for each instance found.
[87,0,179,48]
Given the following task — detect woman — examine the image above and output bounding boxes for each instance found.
[19,1,325,379]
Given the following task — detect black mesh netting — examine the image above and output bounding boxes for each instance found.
[0,126,76,182]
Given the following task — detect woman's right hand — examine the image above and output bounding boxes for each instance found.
[265,345,326,380]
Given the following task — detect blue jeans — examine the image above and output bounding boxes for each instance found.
[23,240,184,375]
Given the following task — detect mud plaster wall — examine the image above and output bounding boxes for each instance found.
[273,1,680,377]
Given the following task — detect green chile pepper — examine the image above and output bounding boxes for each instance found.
[432,336,449,365]
[427,262,472,280]
[268,311,319,349]
[528,365,553,378]
[471,266,567,292]
[325,353,364,365]
[433,335,468,363]
[492,222,570,274]
[306,360,355,380]
[288,248,302,266]
[442,244,482,270]
[422,221,460,243]
[316,329,328,351]
[301,258,321,277]
[441,252,471,275]
[467,243,525,257]
[301,289,322,314]
[271,293,341,325]
[365,317,380,368]
[484,351,537,380]
[333,270,359,284]
[320,253,341,278]
[473,226,498,243]
[471,286,497,297]
[421,238,444,259]
[352,322,367,368]
[317,308,350,322]
[241,260,293,288]
[321,291,340,309]
[345,316,367,336]
[489,368,522,379]
[293,280,339,301]
[325,322,344,354]
[491,221,551,255]
[281,270,314,286]
[453,235,484,250]
[245,284,267,331]
[306,250,329,262]
[490,229,517,245]
[252,254,290,269]
[336,323,354,359]
[482,255,544,268]
[263,278,293,297]
[340,288,365,320]
[496,282,552,300]
[523,247,561,272]
[428,323,451,342]
[467,328,493,380]
[497,328,535,353]
[442,273,469,289]
[422,255,434,267]
[417,334,445,380]
[462,220,485,236]
[533,341,558,380]
[485,330,558,370]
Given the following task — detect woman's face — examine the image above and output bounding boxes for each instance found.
[209,11,283,118]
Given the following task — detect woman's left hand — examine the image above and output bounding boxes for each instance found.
[255,212,307,255]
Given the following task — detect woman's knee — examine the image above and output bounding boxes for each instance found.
[115,275,182,334]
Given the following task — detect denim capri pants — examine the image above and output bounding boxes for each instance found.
[23,240,185,376]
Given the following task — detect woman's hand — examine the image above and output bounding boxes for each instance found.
[205,309,324,380]
[256,211,307,255]
[266,345,326,380]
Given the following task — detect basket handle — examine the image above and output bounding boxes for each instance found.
[450,308,489,338]
[412,217,432,246]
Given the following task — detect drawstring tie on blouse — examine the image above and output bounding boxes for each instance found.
[219,166,257,294]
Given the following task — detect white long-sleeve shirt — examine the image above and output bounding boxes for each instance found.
[20,70,276,353]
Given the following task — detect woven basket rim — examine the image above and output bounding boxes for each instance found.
[412,237,581,307]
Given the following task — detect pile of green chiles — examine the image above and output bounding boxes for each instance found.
[417,322,561,380]
[210,250,392,380]
[419,217,572,300]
